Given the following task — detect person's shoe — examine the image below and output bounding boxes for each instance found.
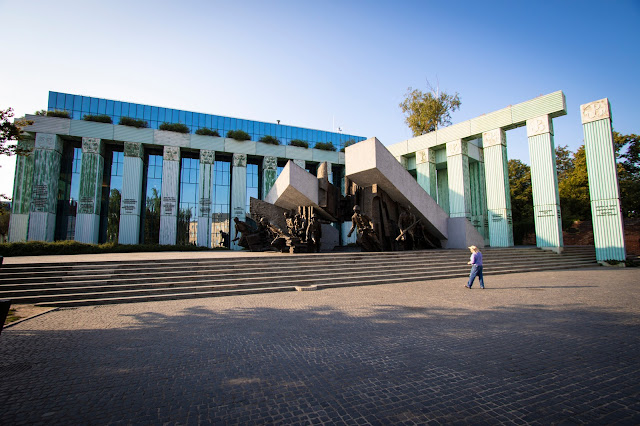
[465,285,471,289]
[481,287,485,289]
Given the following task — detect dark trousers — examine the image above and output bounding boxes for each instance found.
[468,264,484,288]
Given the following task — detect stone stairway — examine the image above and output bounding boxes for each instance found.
[0,246,598,307]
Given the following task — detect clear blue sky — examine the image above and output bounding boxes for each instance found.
[1,0,638,197]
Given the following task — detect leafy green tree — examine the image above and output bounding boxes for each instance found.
[508,159,534,244]
[144,188,162,244]
[107,189,121,243]
[0,108,33,202]
[614,131,640,217]
[399,82,461,136]
[558,146,590,226]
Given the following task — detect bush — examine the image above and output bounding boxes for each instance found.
[83,114,113,124]
[0,240,220,257]
[195,127,220,137]
[46,110,71,118]
[314,141,336,151]
[34,110,47,116]
[259,135,280,145]
[226,130,251,141]
[119,116,149,128]
[159,122,190,133]
[290,139,309,148]
[340,139,356,152]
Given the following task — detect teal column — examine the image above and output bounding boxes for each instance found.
[159,146,181,245]
[469,159,489,242]
[527,115,563,252]
[436,168,450,214]
[482,129,514,247]
[230,153,247,250]
[197,149,215,247]
[581,99,626,262]
[416,148,437,197]
[75,138,104,244]
[119,142,144,245]
[28,133,63,242]
[446,140,471,219]
[262,156,277,197]
[8,139,35,242]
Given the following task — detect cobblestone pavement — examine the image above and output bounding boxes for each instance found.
[1,267,639,425]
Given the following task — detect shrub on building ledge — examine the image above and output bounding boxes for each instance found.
[119,117,149,128]
[195,127,220,137]
[226,130,251,141]
[340,139,356,152]
[290,139,309,148]
[45,110,71,119]
[259,135,280,145]
[83,114,113,124]
[159,122,190,133]
[314,142,336,151]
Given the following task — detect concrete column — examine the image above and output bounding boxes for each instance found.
[527,115,563,252]
[482,129,514,247]
[416,148,437,197]
[119,142,144,245]
[8,139,35,242]
[197,149,215,247]
[159,146,181,245]
[230,153,247,250]
[581,99,626,262]
[436,169,449,214]
[28,133,63,241]
[262,156,277,197]
[469,157,489,243]
[446,140,471,220]
[75,138,104,244]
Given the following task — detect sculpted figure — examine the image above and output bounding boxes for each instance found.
[284,212,296,237]
[306,214,323,253]
[347,205,381,251]
[232,216,253,248]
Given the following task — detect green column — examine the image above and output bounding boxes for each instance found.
[446,140,471,220]
[230,153,247,250]
[527,115,563,252]
[581,99,626,262]
[197,149,215,247]
[416,148,437,197]
[75,137,104,244]
[28,133,63,242]
[262,156,278,197]
[469,159,489,243]
[482,128,514,247]
[8,139,35,242]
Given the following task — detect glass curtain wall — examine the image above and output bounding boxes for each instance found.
[106,150,124,242]
[141,152,163,244]
[55,144,82,240]
[178,155,199,245]
[212,160,231,248]
[246,163,259,215]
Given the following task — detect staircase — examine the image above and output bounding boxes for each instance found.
[0,246,597,307]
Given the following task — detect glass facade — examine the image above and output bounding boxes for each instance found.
[48,91,366,150]
[142,152,163,244]
[178,156,200,245]
[246,163,259,215]
[55,145,82,240]
[212,160,231,248]
[106,150,124,243]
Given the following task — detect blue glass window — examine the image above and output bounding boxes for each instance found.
[246,163,259,214]
[121,103,129,117]
[114,101,122,117]
[97,99,106,114]
[90,98,98,114]
[106,100,114,116]
[151,107,158,121]
[144,105,151,120]
[65,94,74,111]
[48,92,57,110]
[212,160,231,247]
[185,112,192,126]
[56,93,65,109]
[179,110,186,124]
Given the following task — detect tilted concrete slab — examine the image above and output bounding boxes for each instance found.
[346,137,449,241]
[345,137,485,248]
[264,161,336,221]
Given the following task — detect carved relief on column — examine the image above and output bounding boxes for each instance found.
[163,145,180,162]
[482,129,506,148]
[233,153,247,167]
[581,98,610,124]
[526,115,553,137]
[446,140,468,157]
[263,156,277,170]
[124,141,144,158]
[82,137,102,154]
[200,149,215,165]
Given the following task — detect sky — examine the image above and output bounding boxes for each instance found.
[1,0,638,198]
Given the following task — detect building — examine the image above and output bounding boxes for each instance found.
[8,92,365,248]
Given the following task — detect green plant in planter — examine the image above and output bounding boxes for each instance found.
[34,110,47,116]
[290,139,309,148]
[340,139,356,152]
[83,114,113,124]
[195,127,220,137]
[119,117,149,128]
[46,110,71,118]
[259,135,280,145]
[314,141,336,152]
[159,122,190,133]
[226,130,251,141]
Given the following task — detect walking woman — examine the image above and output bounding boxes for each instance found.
[465,245,485,289]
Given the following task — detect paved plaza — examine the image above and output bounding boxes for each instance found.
[1,265,639,425]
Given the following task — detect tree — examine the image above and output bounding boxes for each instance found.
[1,108,33,202]
[399,81,461,136]
[106,189,121,243]
[558,145,590,225]
[614,131,640,217]
[508,159,534,244]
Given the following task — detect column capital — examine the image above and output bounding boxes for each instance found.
[581,98,610,124]
[416,149,436,165]
[233,153,247,167]
[82,137,102,154]
[262,156,277,170]
[482,129,506,148]
[446,140,468,157]
[526,115,553,137]
[163,145,180,162]
[200,149,215,165]
[124,142,143,158]
[35,133,63,153]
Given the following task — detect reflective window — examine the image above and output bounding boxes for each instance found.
[246,163,259,215]
[178,156,200,245]
[55,145,82,241]
[212,160,231,248]
[107,150,124,243]
[142,153,163,244]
